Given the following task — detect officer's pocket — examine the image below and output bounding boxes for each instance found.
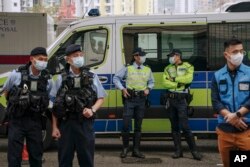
[219,80,228,94]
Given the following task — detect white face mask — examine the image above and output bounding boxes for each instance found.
[72,56,84,68]
[169,56,176,64]
[230,53,243,66]
[34,60,47,71]
[139,56,146,64]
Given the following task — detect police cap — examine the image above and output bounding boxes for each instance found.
[167,49,182,57]
[30,47,47,56]
[65,44,82,56]
[132,47,147,56]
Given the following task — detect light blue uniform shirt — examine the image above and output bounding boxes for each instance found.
[113,62,155,90]
[2,66,53,98]
[50,67,107,101]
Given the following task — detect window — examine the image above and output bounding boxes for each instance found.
[105,6,111,13]
[106,0,111,3]
[138,33,157,58]
[123,25,207,72]
[14,3,17,7]
[208,23,250,70]
[48,29,108,74]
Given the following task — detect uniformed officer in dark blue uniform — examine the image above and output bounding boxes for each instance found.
[113,48,154,159]
[51,44,107,167]
[2,47,53,167]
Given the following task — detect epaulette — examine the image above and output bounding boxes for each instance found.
[41,69,51,80]
[81,68,95,79]
[17,62,30,72]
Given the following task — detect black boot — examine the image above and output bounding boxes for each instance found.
[185,133,202,160]
[132,132,145,158]
[120,147,129,158]
[120,132,130,158]
[172,132,183,159]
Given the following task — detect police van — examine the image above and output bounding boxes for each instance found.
[1,12,250,149]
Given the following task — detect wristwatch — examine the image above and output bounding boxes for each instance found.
[236,111,242,118]
[91,107,97,114]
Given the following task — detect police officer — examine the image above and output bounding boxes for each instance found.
[2,47,53,167]
[211,38,250,167]
[113,47,154,159]
[162,49,202,160]
[51,44,107,167]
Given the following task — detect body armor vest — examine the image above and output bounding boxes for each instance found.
[53,65,97,119]
[7,62,50,117]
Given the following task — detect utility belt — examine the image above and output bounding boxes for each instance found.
[127,89,145,98]
[10,110,42,119]
[59,111,94,124]
[165,92,188,100]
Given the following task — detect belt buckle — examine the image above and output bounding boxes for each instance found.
[134,91,139,96]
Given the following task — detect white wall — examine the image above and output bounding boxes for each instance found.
[3,0,21,12]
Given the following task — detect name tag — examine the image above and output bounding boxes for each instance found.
[239,83,250,91]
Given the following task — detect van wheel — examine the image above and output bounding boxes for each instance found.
[42,118,52,150]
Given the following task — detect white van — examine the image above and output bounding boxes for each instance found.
[1,12,250,149]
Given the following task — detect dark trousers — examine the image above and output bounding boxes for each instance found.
[8,116,43,167]
[58,118,95,167]
[169,98,199,153]
[122,97,145,148]
[168,98,192,135]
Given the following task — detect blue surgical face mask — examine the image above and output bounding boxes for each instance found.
[169,56,176,64]
[34,60,47,71]
[72,56,84,68]
[139,56,146,64]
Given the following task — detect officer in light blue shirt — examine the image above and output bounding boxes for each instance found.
[2,47,53,167]
[50,70,106,100]
[3,66,53,93]
[113,47,154,159]
[51,44,107,167]
[113,63,154,91]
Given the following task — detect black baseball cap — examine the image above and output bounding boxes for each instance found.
[167,49,182,57]
[132,47,147,56]
[30,47,47,56]
[65,44,82,56]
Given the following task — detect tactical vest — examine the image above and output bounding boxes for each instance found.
[53,65,97,119]
[7,62,50,117]
[126,65,151,91]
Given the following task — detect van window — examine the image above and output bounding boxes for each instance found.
[208,23,250,70]
[123,25,207,72]
[138,33,158,58]
[48,28,108,74]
